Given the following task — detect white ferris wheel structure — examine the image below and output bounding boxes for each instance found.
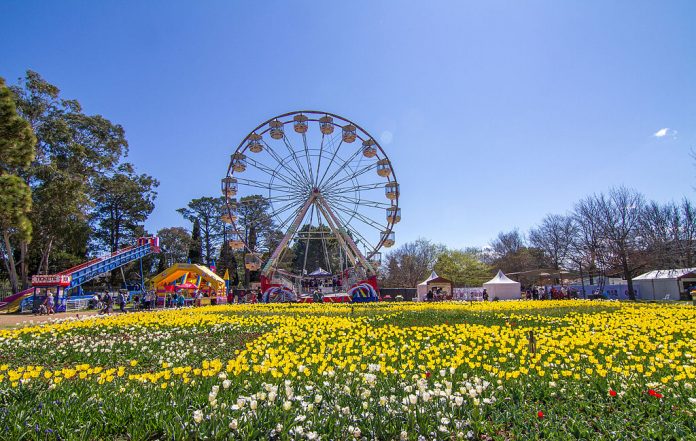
[221,111,400,292]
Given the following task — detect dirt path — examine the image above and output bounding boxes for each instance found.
[0,310,105,329]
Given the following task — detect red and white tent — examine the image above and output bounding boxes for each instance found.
[417,271,453,300]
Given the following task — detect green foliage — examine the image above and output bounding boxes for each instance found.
[92,163,159,252]
[434,249,492,287]
[0,76,36,292]
[8,70,131,283]
[290,224,341,274]
[187,219,202,264]
[236,195,275,252]
[0,175,33,240]
[0,77,35,172]
[178,197,224,265]
[157,227,192,268]
[217,240,239,286]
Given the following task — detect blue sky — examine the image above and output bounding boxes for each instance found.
[1,0,695,248]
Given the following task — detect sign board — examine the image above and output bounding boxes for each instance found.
[31,274,72,287]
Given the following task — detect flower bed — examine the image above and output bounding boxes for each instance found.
[0,301,695,440]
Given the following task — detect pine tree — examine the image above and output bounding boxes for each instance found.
[188,219,202,264]
[0,77,36,292]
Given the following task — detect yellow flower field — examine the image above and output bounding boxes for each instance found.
[0,300,695,440]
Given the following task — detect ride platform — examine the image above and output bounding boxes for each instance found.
[298,292,352,303]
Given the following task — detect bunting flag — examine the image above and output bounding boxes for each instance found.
[223,269,230,290]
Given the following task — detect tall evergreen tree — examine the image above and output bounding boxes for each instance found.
[0,77,36,292]
[178,197,224,265]
[187,219,202,264]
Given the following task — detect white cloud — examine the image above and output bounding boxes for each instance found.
[654,128,669,137]
[654,128,677,139]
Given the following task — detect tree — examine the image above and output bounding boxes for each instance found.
[10,71,128,284]
[235,195,276,286]
[381,238,445,287]
[595,187,645,300]
[528,214,577,270]
[639,198,696,269]
[178,197,225,265]
[487,230,545,276]
[236,196,276,252]
[434,249,492,287]
[92,163,158,252]
[217,241,239,287]
[672,198,696,267]
[490,230,525,257]
[0,76,36,292]
[639,200,674,269]
[157,227,191,268]
[187,219,202,264]
[290,224,341,275]
[572,194,609,286]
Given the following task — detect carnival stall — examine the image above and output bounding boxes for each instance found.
[150,263,227,305]
[417,271,453,301]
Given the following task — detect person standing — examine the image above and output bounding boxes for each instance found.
[118,290,127,313]
[106,291,114,314]
[44,292,55,315]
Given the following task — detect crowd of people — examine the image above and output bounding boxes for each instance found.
[300,276,342,292]
[522,285,578,300]
[426,288,490,302]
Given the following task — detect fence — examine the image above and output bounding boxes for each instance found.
[379,288,417,301]
[20,295,93,313]
[0,280,14,302]
[452,288,485,301]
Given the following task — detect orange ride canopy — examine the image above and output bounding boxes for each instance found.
[150,263,225,294]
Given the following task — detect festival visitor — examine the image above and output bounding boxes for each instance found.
[426,290,434,301]
[118,290,127,313]
[195,291,203,307]
[42,293,55,315]
[101,291,113,314]
[142,292,151,310]
[483,289,489,301]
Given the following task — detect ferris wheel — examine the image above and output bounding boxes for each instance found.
[221,110,399,286]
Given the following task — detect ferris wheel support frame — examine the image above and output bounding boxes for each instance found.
[315,194,376,275]
[261,190,377,279]
[262,194,316,276]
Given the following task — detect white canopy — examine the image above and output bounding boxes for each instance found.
[633,267,696,300]
[418,271,439,286]
[634,268,696,280]
[482,270,521,301]
[307,268,332,277]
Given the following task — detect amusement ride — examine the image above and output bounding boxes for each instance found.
[222,111,400,302]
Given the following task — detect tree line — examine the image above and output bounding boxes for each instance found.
[1,71,158,293]
[380,187,695,300]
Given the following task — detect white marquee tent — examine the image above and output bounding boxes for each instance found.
[633,268,696,300]
[483,270,521,301]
